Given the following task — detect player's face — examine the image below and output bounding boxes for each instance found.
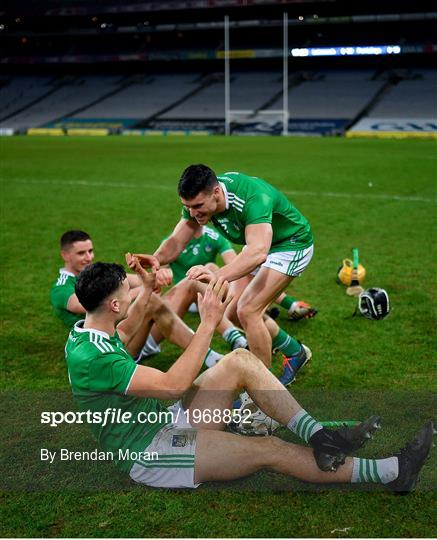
[181,189,218,225]
[114,278,131,321]
[62,240,94,275]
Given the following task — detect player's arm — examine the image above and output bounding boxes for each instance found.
[187,223,272,283]
[221,248,237,265]
[153,218,199,265]
[127,278,232,399]
[116,254,156,346]
[66,294,86,315]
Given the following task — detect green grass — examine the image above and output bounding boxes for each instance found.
[1,135,436,537]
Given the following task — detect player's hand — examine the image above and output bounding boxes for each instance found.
[125,253,156,292]
[131,253,160,273]
[197,277,233,329]
[156,267,173,288]
[186,265,215,283]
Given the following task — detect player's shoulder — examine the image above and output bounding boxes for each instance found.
[67,324,120,361]
[52,268,76,288]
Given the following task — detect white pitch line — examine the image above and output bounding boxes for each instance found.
[3,178,436,203]
[282,189,436,203]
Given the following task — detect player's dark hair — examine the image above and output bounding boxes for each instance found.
[75,262,126,313]
[178,164,218,199]
[60,230,91,250]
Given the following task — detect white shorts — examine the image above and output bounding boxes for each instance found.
[251,245,314,277]
[129,402,200,489]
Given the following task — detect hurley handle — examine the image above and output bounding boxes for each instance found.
[352,248,359,271]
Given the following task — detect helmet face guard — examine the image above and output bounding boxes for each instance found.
[358,288,390,320]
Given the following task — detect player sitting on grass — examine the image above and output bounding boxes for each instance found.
[50,230,222,365]
[136,165,317,385]
[66,259,434,492]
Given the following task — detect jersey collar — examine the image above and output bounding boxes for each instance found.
[74,320,110,340]
[59,268,75,277]
[218,181,229,210]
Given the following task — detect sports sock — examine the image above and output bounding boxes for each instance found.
[188,302,199,314]
[351,457,399,484]
[204,348,223,368]
[279,295,297,310]
[287,409,323,443]
[272,328,301,357]
[137,334,161,361]
[222,327,248,350]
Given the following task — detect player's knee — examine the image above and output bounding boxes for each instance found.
[236,299,259,325]
[224,348,254,371]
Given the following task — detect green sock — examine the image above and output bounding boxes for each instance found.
[351,457,399,484]
[279,295,297,310]
[272,328,301,356]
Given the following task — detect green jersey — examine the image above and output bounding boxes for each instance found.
[50,269,82,328]
[65,321,170,473]
[168,226,233,283]
[182,171,313,253]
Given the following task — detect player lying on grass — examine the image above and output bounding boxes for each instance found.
[136,165,317,385]
[50,230,222,365]
[65,259,434,491]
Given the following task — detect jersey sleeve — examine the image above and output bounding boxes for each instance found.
[88,353,137,395]
[50,280,75,310]
[244,193,273,225]
[217,233,233,254]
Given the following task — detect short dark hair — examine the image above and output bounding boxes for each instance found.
[75,262,126,313]
[60,230,91,250]
[178,164,218,199]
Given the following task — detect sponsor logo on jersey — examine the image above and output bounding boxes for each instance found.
[270,260,283,267]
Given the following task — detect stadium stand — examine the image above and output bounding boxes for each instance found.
[0,75,123,130]
[71,74,201,123]
[1,70,435,135]
[367,70,437,118]
[269,70,382,120]
[0,76,54,122]
[159,71,283,120]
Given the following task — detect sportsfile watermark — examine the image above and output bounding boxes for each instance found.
[41,407,252,427]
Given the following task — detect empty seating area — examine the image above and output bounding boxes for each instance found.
[271,70,383,120]
[368,70,437,118]
[73,74,201,120]
[0,75,123,129]
[1,70,435,132]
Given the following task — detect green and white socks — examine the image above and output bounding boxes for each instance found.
[352,457,398,484]
[204,348,223,368]
[287,409,324,442]
[279,295,297,311]
[222,327,248,350]
[288,409,399,485]
[272,328,301,357]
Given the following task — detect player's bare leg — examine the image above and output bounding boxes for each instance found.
[182,348,302,430]
[194,430,353,484]
[151,277,246,351]
[126,293,197,357]
[184,349,384,479]
[237,267,292,366]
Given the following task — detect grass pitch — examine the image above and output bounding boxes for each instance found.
[1,135,436,537]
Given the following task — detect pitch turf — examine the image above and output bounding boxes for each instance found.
[1,135,436,537]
